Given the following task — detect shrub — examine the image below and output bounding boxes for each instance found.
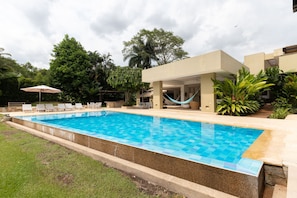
[216,97,260,116]
[269,107,290,119]
[271,97,292,110]
[213,67,273,116]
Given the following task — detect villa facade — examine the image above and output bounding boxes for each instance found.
[141,45,297,112]
[244,45,297,74]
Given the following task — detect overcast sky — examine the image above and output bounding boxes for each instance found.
[1,0,296,69]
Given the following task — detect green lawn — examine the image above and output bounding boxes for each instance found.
[0,120,176,198]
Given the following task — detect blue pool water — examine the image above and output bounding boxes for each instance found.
[16,111,264,176]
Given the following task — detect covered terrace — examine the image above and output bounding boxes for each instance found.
[142,50,247,112]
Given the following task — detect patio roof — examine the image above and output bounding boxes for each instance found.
[142,50,246,88]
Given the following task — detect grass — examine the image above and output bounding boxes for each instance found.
[0,119,179,198]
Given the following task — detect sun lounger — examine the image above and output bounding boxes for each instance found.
[57,103,65,111]
[87,102,95,109]
[75,103,83,110]
[36,104,46,112]
[45,104,55,111]
[95,102,102,108]
[22,104,33,112]
[65,103,73,111]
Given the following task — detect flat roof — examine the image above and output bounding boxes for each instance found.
[142,50,246,84]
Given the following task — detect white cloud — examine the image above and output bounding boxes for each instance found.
[0,0,296,68]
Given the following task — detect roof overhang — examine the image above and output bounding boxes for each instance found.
[142,50,246,85]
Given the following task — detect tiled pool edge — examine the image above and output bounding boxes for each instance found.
[11,117,264,197]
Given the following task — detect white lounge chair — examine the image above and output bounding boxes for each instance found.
[36,104,46,112]
[65,103,73,111]
[88,102,95,109]
[95,102,102,108]
[75,103,83,110]
[57,103,65,111]
[45,104,55,112]
[22,104,32,112]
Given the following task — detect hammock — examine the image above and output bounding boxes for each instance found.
[164,91,199,105]
[163,95,180,105]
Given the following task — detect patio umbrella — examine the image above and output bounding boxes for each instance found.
[21,85,62,103]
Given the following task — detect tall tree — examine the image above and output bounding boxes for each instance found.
[0,56,18,100]
[0,56,17,81]
[123,38,158,69]
[50,35,91,102]
[107,66,148,104]
[123,28,188,66]
[87,51,116,100]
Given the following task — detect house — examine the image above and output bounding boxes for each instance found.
[142,50,246,112]
[244,44,297,74]
[141,45,297,112]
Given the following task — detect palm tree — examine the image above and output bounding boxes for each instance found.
[123,38,158,69]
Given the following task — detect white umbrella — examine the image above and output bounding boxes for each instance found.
[21,85,62,103]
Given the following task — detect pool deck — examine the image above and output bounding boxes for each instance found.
[3,107,297,197]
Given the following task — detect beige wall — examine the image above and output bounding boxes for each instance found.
[142,50,243,83]
[244,53,265,74]
[279,53,297,72]
[200,73,216,112]
[152,81,163,109]
[244,48,297,74]
[221,51,248,74]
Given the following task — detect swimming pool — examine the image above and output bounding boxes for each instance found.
[16,111,263,176]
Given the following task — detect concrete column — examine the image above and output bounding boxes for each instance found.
[153,81,163,109]
[201,73,216,112]
[180,85,185,102]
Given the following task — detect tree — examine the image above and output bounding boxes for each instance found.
[50,34,92,102]
[0,56,17,81]
[0,56,18,99]
[123,38,158,69]
[107,66,149,105]
[123,28,188,66]
[87,51,116,101]
[213,68,273,116]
